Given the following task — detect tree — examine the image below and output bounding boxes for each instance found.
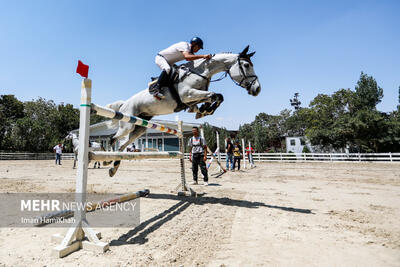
[290,93,301,110]
[354,72,383,111]
[304,89,356,150]
[202,122,229,152]
[0,95,24,150]
[398,86,400,113]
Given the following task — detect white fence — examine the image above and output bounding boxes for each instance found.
[186,152,400,163]
[1,152,399,162]
[0,153,75,160]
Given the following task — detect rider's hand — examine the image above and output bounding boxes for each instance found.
[204,54,212,60]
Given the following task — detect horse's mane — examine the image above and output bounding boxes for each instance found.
[179,52,239,69]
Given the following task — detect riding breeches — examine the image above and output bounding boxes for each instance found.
[155,55,171,74]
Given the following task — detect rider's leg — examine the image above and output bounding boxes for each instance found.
[151,56,171,99]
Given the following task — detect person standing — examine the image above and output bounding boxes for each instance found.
[232,141,242,171]
[226,137,233,171]
[188,126,209,185]
[53,142,63,165]
[246,144,255,165]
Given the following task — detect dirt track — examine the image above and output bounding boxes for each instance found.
[0,160,399,267]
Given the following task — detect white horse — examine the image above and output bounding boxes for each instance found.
[65,133,104,169]
[100,46,261,177]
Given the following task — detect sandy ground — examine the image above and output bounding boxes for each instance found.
[0,159,399,267]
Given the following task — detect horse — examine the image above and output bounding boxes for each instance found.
[102,46,261,177]
[65,133,105,169]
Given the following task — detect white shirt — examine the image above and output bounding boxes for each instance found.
[158,42,191,65]
[53,145,62,154]
[188,136,206,154]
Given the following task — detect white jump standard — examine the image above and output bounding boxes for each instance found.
[52,78,193,258]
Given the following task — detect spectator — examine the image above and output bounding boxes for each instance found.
[232,141,242,171]
[246,144,255,165]
[188,126,208,185]
[53,142,63,165]
[226,137,233,171]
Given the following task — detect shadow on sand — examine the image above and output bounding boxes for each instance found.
[110,193,313,247]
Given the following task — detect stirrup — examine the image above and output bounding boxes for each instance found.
[154,92,165,100]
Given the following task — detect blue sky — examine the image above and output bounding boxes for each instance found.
[1,0,399,129]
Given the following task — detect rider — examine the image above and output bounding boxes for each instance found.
[150,37,212,99]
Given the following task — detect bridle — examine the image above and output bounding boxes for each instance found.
[226,57,258,91]
[179,56,258,92]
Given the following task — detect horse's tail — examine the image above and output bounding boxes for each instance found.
[106,100,125,112]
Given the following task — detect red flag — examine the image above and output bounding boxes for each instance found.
[76,60,89,78]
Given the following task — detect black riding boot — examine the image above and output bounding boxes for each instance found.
[151,70,169,99]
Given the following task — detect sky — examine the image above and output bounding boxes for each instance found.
[1,0,399,129]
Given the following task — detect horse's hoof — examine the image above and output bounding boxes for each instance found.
[195,113,204,119]
[109,168,115,177]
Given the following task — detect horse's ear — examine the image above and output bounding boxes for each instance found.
[240,45,250,57]
[247,51,256,58]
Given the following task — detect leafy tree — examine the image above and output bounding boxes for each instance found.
[0,95,24,150]
[290,92,301,110]
[201,122,229,152]
[354,72,383,111]
[57,103,80,139]
[13,98,61,152]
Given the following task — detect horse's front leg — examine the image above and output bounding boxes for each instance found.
[181,88,215,104]
[187,104,199,113]
[196,93,224,119]
[180,88,222,118]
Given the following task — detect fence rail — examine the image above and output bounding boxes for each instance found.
[0,153,75,160]
[187,152,400,163]
[1,152,399,162]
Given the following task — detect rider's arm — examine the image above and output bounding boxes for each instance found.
[182,51,211,61]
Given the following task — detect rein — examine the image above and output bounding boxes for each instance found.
[180,56,258,91]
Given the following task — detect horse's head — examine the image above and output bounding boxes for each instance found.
[65,133,73,140]
[65,132,77,141]
[228,45,261,96]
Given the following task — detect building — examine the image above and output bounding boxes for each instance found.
[285,136,312,153]
[70,119,202,152]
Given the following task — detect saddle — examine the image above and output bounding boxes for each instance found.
[148,66,188,112]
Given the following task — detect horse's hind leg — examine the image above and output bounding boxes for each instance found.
[109,125,148,177]
[73,152,77,169]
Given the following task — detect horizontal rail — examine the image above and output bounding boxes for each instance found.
[34,189,150,226]
[89,151,183,161]
[91,103,182,137]
[1,152,399,162]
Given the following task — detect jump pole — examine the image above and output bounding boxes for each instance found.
[216,131,221,172]
[242,139,246,169]
[89,151,183,161]
[36,190,150,227]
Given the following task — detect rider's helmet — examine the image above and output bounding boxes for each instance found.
[190,37,203,49]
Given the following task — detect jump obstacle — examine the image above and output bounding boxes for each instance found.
[52,78,194,258]
[207,147,227,178]
[34,189,150,227]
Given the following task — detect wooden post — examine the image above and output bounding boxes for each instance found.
[216,131,221,172]
[53,79,109,258]
[176,121,195,196]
